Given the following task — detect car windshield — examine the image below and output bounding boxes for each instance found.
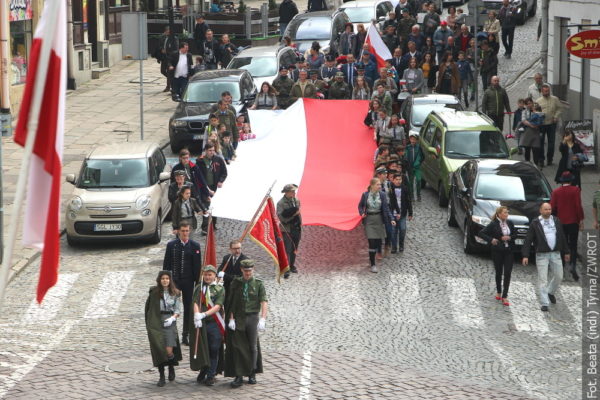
[475,173,552,201]
[228,56,278,77]
[412,103,461,126]
[341,7,374,22]
[183,81,241,103]
[287,17,331,40]
[78,158,149,188]
[444,130,509,158]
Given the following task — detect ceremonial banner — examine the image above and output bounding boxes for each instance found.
[365,23,392,69]
[210,99,375,231]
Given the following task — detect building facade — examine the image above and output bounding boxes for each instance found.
[547,0,600,122]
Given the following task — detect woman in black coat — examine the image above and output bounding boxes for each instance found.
[172,186,204,233]
[477,206,517,306]
[554,129,583,188]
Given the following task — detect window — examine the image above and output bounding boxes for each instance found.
[475,173,551,202]
[423,121,436,144]
[9,20,32,85]
[77,158,149,188]
[376,3,389,19]
[444,130,509,159]
[460,164,469,186]
[106,0,131,44]
[228,57,278,78]
[72,0,84,46]
[432,127,442,149]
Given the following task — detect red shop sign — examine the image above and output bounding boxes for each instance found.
[565,30,600,59]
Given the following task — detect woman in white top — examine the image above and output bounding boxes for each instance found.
[401,57,424,94]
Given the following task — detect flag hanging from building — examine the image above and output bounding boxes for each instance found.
[249,197,289,281]
[365,23,392,69]
[13,0,67,304]
[203,216,217,268]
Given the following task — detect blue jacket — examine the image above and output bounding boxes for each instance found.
[358,60,378,85]
[358,191,393,225]
[432,27,451,52]
[456,59,472,81]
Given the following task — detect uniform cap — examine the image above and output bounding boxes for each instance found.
[203,265,218,274]
[309,69,319,75]
[335,71,345,77]
[240,259,255,269]
[279,65,288,71]
[375,167,387,175]
[174,170,186,176]
[282,183,299,193]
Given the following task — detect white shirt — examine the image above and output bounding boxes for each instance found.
[174,53,188,78]
[539,215,556,250]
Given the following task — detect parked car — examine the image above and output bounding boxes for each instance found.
[227,45,299,90]
[168,70,256,153]
[418,110,516,207]
[399,93,463,138]
[65,143,172,246]
[282,10,351,56]
[481,0,536,25]
[447,159,552,254]
[338,0,394,32]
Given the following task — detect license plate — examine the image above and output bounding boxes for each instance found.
[515,239,524,245]
[193,134,203,140]
[94,224,122,232]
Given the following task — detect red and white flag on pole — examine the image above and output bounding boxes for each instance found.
[365,23,392,69]
[13,0,66,303]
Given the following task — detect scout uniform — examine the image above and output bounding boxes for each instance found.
[277,184,302,277]
[225,260,267,387]
[189,265,226,385]
[328,72,351,99]
[272,66,295,109]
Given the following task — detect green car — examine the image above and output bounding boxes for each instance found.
[418,110,517,207]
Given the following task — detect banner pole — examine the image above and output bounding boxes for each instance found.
[238,180,276,242]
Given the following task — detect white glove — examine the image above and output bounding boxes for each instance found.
[228,319,236,331]
[218,271,225,279]
[257,317,266,331]
[194,319,203,328]
[194,312,205,326]
[163,316,176,327]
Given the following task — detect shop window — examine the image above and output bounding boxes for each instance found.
[107,0,131,44]
[10,20,32,85]
[73,0,85,46]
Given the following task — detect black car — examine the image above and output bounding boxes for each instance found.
[447,159,552,254]
[168,70,256,153]
[282,10,351,57]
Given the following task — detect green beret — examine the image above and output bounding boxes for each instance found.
[203,265,217,274]
[240,259,255,269]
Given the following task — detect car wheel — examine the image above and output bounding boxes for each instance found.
[528,0,536,17]
[149,212,162,244]
[438,182,448,207]
[463,220,476,254]
[447,197,458,227]
[66,234,78,247]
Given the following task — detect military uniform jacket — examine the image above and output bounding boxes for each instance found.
[290,81,318,102]
[311,79,328,96]
[145,287,183,367]
[163,239,202,284]
[272,76,295,107]
[277,196,302,233]
[188,283,225,372]
[328,81,351,99]
[319,66,338,82]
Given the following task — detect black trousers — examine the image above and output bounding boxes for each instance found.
[175,279,194,336]
[488,113,504,133]
[283,227,301,268]
[368,238,382,266]
[492,249,513,298]
[523,146,540,164]
[501,27,515,55]
[160,59,172,89]
[538,123,557,163]
[563,223,579,267]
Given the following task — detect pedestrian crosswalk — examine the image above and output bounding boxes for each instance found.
[22,273,80,323]
[446,277,486,329]
[83,271,135,319]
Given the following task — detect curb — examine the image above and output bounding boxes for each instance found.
[7,140,172,285]
[505,58,541,92]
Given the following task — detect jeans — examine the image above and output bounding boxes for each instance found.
[408,168,421,199]
[280,23,288,36]
[535,251,563,306]
[492,249,513,298]
[562,223,579,267]
[460,79,470,106]
[172,76,189,99]
[205,320,222,378]
[538,123,557,163]
[391,216,407,250]
[501,27,515,55]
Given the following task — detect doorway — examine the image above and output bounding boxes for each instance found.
[89,0,98,62]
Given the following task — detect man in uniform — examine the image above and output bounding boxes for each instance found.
[277,184,302,279]
[290,70,318,103]
[215,99,238,147]
[319,55,338,83]
[309,69,328,98]
[218,240,249,293]
[328,71,351,99]
[225,260,268,388]
[163,222,202,345]
[190,265,226,386]
[272,66,294,109]
[196,143,228,233]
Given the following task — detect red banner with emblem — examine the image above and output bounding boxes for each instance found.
[249,197,289,281]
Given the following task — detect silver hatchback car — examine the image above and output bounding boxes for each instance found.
[65,142,171,245]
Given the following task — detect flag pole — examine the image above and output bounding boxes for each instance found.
[0,0,63,308]
[194,211,212,359]
[238,180,277,242]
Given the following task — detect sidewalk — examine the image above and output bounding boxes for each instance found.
[1,58,176,282]
[504,64,598,230]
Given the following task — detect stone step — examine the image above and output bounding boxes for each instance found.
[91,68,110,79]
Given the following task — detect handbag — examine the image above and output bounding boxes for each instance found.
[571,153,588,170]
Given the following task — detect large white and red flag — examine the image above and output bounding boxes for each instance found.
[13,0,67,303]
[211,99,376,231]
[365,23,392,69]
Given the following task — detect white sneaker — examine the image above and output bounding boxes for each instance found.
[370,266,378,273]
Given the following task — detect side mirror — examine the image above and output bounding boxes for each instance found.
[510,146,518,156]
[159,172,171,182]
[66,174,76,185]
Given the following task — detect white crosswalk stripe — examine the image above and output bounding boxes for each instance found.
[83,271,135,319]
[506,281,550,333]
[446,276,485,329]
[21,273,79,324]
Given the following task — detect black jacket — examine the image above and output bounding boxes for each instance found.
[170,161,211,202]
[168,182,196,204]
[168,51,193,77]
[522,216,569,257]
[307,0,327,12]
[196,155,228,187]
[193,22,209,43]
[279,0,299,24]
[388,184,413,218]
[478,219,517,252]
[555,142,583,183]
[171,198,204,230]
[202,39,221,65]
[163,239,202,284]
[218,253,249,289]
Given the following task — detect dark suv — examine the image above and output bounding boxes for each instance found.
[168,70,256,153]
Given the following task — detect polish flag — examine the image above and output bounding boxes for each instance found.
[203,217,217,268]
[211,99,376,232]
[365,23,392,69]
[13,0,66,303]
